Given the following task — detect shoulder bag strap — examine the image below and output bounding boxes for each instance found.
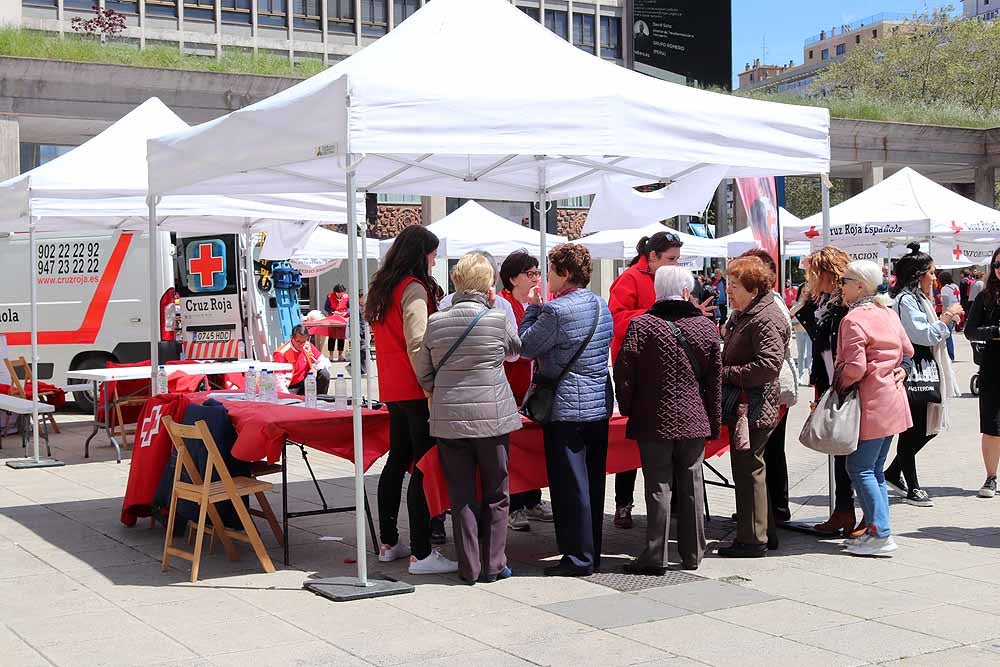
[664,319,703,382]
[554,301,601,384]
[434,308,490,372]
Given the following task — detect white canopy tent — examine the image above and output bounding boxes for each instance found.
[145,0,830,593]
[578,223,726,261]
[0,98,359,468]
[380,200,567,259]
[719,208,811,257]
[581,169,730,234]
[261,225,382,276]
[795,168,1000,244]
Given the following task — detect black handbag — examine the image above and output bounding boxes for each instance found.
[905,343,942,405]
[721,383,765,425]
[522,302,600,424]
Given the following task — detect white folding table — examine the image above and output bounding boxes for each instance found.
[66,360,292,463]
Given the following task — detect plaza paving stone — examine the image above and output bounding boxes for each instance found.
[1,346,998,665]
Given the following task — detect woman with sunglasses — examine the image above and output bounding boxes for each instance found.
[497,250,554,530]
[886,243,961,508]
[965,249,1000,498]
[795,247,860,537]
[608,231,683,529]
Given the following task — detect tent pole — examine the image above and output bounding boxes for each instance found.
[242,222,257,360]
[29,219,39,463]
[345,165,368,587]
[821,174,831,247]
[359,196,375,403]
[538,165,548,299]
[304,159,414,602]
[7,216,64,469]
[148,196,160,388]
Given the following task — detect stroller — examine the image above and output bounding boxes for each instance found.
[971,342,985,396]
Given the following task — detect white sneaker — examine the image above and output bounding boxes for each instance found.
[844,533,870,548]
[847,535,897,557]
[378,542,411,563]
[508,509,530,532]
[408,548,459,575]
[524,500,554,522]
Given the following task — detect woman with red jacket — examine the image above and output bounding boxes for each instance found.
[324,284,349,361]
[497,250,554,531]
[609,231,683,529]
[368,225,458,576]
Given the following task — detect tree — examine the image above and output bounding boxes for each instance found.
[782,176,850,220]
[71,5,127,44]
[817,7,1000,115]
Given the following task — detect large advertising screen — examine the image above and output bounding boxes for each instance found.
[630,0,732,90]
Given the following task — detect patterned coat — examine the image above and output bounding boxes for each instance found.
[613,299,722,442]
[722,293,789,430]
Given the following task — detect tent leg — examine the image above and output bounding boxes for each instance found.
[538,165,548,298]
[305,160,412,602]
[8,217,63,470]
[821,175,831,247]
[359,199,375,403]
[148,197,160,387]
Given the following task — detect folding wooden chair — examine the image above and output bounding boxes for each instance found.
[5,357,62,434]
[160,416,277,583]
[109,384,149,449]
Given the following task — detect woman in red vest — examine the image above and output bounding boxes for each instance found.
[368,225,458,575]
[497,250,555,531]
[608,231,684,529]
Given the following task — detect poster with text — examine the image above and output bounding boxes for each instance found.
[630,0,732,89]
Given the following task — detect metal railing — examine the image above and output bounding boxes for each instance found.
[804,12,910,46]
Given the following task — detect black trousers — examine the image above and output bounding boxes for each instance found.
[833,455,855,513]
[287,368,331,395]
[886,402,935,491]
[377,399,433,560]
[764,412,791,523]
[510,489,542,512]
[614,470,637,507]
[543,419,610,573]
[329,337,346,353]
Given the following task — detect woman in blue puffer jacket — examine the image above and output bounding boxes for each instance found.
[519,243,613,577]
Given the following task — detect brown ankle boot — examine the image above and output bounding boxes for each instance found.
[814,511,856,536]
[849,521,868,539]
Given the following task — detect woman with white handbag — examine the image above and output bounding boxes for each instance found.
[834,261,914,557]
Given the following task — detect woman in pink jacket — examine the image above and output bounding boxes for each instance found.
[835,260,913,558]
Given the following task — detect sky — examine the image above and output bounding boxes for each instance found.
[730,0,956,88]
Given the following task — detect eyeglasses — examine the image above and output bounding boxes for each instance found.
[661,232,680,244]
[523,270,542,278]
[993,262,1000,271]
[839,277,858,286]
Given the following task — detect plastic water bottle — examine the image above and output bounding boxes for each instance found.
[263,371,275,403]
[155,365,168,395]
[334,373,348,410]
[245,366,257,401]
[304,372,317,409]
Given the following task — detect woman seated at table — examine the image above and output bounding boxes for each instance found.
[519,243,613,577]
[614,266,721,573]
[414,253,522,583]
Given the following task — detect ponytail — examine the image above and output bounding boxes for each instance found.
[874,282,893,308]
[627,230,683,267]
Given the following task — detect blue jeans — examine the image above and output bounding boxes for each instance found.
[846,436,893,538]
[946,320,956,361]
[795,331,812,377]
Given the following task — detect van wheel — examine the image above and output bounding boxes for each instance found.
[971,373,980,397]
[68,352,117,414]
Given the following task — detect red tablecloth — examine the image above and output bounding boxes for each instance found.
[212,396,390,470]
[418,417,730,516]
[303,314,349,340]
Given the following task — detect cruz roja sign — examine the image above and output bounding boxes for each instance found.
[629,0,732,90]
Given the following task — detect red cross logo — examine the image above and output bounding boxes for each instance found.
[188,242,225,291]
[953,245,963,260]
[139,404,163,449]
[804,226,820,239]
[951,220,964,234]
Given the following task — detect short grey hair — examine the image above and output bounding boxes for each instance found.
[467,250,499,287]
[654,265,695,300]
